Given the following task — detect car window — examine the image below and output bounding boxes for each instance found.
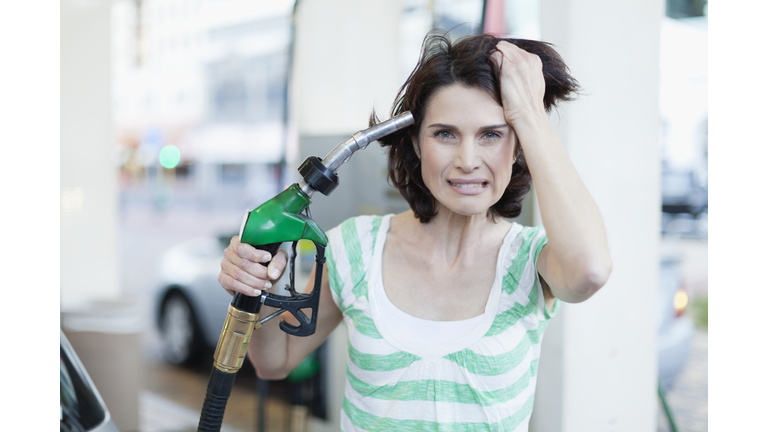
[60,347,106,432]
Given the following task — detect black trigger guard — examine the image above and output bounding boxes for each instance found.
[263,243,326,337]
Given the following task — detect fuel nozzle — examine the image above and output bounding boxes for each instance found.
[298,111,414,197]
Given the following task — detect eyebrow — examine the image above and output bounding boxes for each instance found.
[481,124,510,130]
[427,123,510,130]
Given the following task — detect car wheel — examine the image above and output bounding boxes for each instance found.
[160,291,204,365]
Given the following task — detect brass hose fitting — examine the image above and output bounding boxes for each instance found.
[213,305,261,373]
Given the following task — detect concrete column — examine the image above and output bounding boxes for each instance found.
[531,1,664,431]
[292,0,403,136]
[61,0,119,306]
[62,3,141,431]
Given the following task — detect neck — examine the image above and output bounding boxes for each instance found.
[399,207,509,266]
[426,208,494,241]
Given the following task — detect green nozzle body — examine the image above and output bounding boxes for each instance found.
[239,183,327,247]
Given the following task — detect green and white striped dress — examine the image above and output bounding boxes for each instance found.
[326,214,560,431]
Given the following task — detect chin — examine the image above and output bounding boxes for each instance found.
[432,189,504,220]
[437,202,493,219]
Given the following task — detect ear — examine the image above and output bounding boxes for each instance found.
[411,134,421,160]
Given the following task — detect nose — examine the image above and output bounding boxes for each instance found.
[454,139,479,173]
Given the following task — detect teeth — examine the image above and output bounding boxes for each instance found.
[450,181,485,188]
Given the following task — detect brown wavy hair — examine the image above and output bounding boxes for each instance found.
[373,31,580,223]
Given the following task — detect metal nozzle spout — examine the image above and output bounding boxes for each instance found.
[298,111,414,197]
[321,111,414,173]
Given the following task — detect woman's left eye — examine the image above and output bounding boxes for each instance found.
[481,131,502,140]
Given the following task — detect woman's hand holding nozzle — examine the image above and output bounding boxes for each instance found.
[218,236,288,297]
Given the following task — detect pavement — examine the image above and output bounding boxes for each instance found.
[656,236,708,431]
[140,391,226,432]
[657,328,708,432]
[137,360,291,432]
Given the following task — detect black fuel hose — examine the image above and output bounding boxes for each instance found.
[198,369,237,432]
[197,242,281,432]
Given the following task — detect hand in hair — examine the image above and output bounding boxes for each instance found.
[491,41,548,127]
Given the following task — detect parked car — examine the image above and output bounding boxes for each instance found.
[153,234,313,365]
[153,235,234,365]
[658,250,695,389]
[154,235,695,389]
[60,330,121,432]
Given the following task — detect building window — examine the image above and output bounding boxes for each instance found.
[207,53,288,123]
[666,0,708,19]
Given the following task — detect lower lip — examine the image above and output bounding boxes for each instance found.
[448,181,488,195]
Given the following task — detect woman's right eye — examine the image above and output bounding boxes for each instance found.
[434,130,454,140]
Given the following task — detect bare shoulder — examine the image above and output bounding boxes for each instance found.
[387,211,421,249]
[389,210,418,232]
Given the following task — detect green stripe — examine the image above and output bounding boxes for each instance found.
[342,393,535,432]
[527,270,540,312]
[348,340,420,372]
[341,218,369,300]
[502,227,541,295]
[446,319,549,376]
[484,297,538,337]
[532,229,548,260]
[546,298,562,320]
[347,360,539,406]
[530,230,562,320]
[345,307,383,339]
[486,226,548,335]
[370,215,383,250]
[325,240,344,300]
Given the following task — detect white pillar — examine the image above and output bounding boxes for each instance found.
[61,0,120,307]
[61,3,142,432]
[531,1,664,431]
[292,0,403,136]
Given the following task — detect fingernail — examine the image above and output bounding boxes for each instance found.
[254,288,262,296]
[270,269,280,279]
[264,282,272,289]
[263,253,272,262]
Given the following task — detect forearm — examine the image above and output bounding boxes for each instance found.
[246,305,293,380]
[246,266,342,380]
[248,308,341,380]
[219,237,341,378]
[491,40,610,300]
[515,114,612,298]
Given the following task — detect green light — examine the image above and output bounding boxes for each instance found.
[159,145,181,169]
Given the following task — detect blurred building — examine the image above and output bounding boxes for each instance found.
[112,0,295,208]
[110,0,487,212]
[659,5,708,238]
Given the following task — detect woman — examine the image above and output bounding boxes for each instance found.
[219,32,612,431]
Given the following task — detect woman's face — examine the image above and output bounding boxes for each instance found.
[414,83,517,219]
